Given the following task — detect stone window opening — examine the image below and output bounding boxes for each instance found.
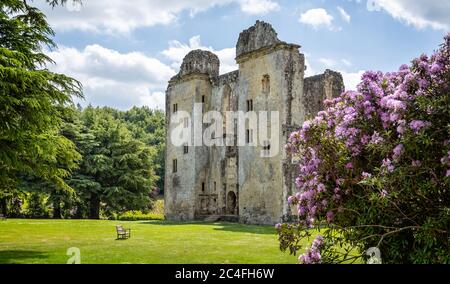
[262,74,270,93]
[202,182,205,192]
[214,182,216,191]
[246,129,253,144]
[183,144,188,154]
[173,159,178,173]
[246,99,253,112]
[173,103,178,113]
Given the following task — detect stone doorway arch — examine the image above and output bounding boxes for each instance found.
[226,191,237,215]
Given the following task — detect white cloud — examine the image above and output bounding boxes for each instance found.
[45,36,240,110]
[215,48,238,74]
[367,0,450,31]
[340,70,365,91]
[337,6,351,23]
[299,8,334,30]
[302,52,316,77]
[304,58,316,77]
[318,58,337,68]
[47,45,176,110]
[162,36,203,69]
[162,35,238,74]
[37,0,281,34]
[239,0,280,15]
[65,1,82,12]
[341,59,352,67]
[317,57,352,69]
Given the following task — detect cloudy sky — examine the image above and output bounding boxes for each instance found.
[37,0,449,110]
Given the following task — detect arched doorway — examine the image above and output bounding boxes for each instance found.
[200,198,208,214]
[226,191,237,215]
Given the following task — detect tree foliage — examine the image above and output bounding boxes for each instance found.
[0,0,83,212]
[66,106,161,219]
[0,1,166,219]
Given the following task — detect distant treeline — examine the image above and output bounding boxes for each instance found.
[0,1,166,220]
[1,105,165,219]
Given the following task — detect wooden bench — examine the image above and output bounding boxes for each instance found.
[116,225,131,239]
[0,214,6,221]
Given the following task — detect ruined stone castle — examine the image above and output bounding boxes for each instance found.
[164,21,344,224]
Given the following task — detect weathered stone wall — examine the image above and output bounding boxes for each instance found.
[207,72,240,216]
[164,78,200,220]
[164,21,343,225]
[164,50,219,220]
[303,69,345,118]
[232,21,306,224]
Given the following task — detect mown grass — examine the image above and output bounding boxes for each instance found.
[0,219,306,264]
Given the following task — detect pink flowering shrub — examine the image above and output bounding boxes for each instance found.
[277,35,450,264]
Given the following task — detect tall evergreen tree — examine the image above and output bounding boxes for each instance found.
[0,0,83,214]
[120,107,165,192]
[68,107,158,219]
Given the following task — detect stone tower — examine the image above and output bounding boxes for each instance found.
[234,21,306,224]
[164,50,220,220]
[164,21,344,224]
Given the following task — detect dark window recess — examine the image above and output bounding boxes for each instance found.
[202,182,205,192]
[246,100,253,112]
[246,129,253,144]
[183,145,189,154]
[173,159,178,173]
[202,95,205,103]
[173,103,178,113]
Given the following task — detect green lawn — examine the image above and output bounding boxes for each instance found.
[0,219,304,264]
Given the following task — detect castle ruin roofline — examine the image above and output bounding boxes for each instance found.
[235,20,301,63]
[235,42,301,64]
[169,49,220,84]
[304,69,344,82]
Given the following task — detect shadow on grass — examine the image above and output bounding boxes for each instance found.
[138,220,276,235]
[0,250,49,264]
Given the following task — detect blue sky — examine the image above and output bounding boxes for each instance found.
[37,0,449,110]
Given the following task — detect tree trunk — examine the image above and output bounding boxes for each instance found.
[0,198,7,216]
[74,203,83,219]
[52,198,61,219]
[89,192,100,219]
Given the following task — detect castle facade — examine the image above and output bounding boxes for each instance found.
[164,21,344,224]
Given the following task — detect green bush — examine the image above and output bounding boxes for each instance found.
[117,210,164,221]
